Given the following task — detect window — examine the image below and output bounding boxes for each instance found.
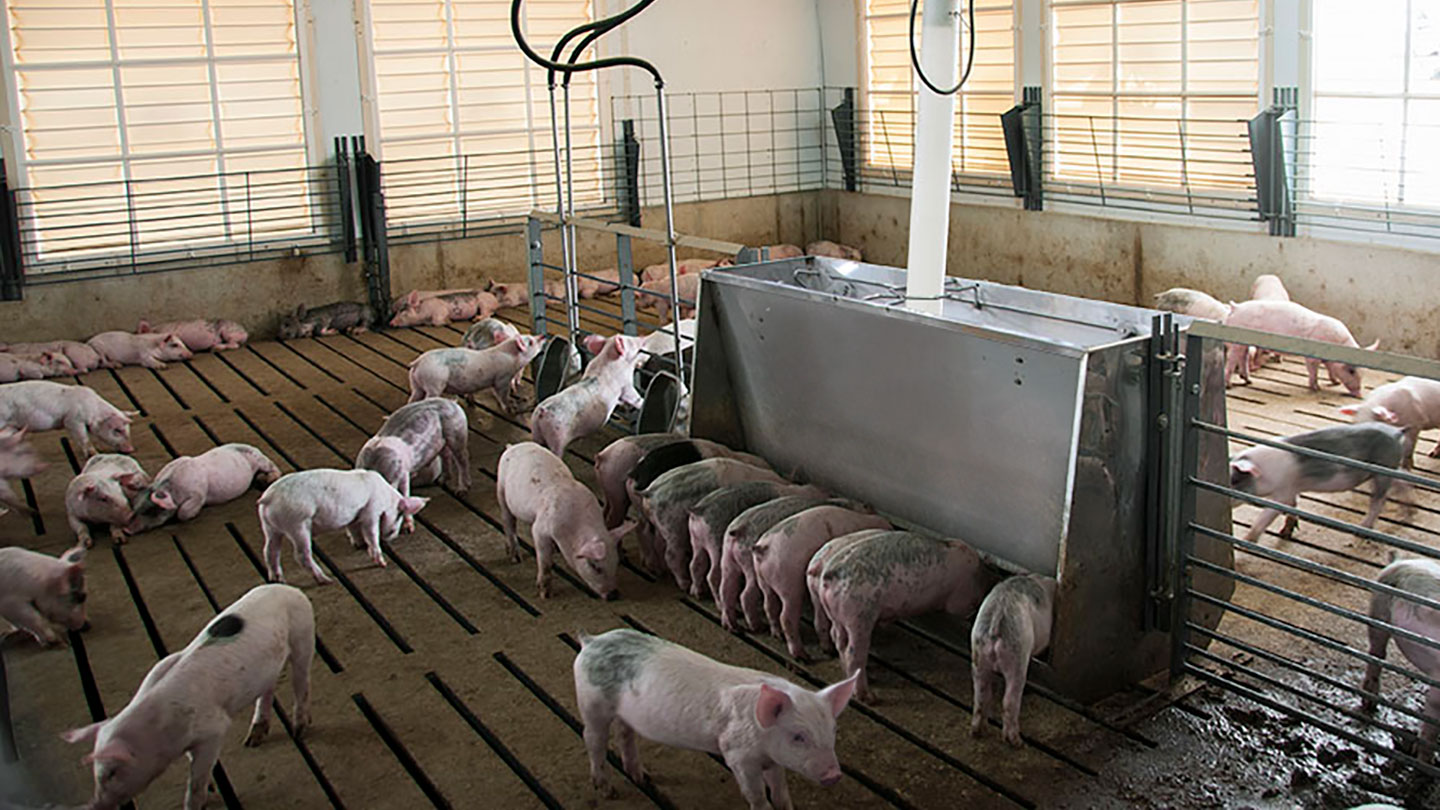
[368,0,601,228]
[1307,0,1440,210]
[861,0,1017,183]
[1048,0,1259,193]
[3,0,311,266]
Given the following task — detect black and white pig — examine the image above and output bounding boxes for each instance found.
[970,574,1057,747]
[356,398,470,533]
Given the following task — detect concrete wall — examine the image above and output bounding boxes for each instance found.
[0,193,824,344]
[829,190,1440,358]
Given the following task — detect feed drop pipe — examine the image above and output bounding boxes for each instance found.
[905,0,964,317]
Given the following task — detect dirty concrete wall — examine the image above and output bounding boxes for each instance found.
[0,192,824,344]
[828,190,1440,358]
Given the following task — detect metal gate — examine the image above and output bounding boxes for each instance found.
[1165,319,1440,778]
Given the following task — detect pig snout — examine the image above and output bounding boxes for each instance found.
[819,767,843,787]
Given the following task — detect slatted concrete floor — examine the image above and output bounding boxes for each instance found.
[4,310,1432,810]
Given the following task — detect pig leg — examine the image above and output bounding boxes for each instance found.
[446,434,471,494]
[354,516,387,568]
[721,751,770,810]
[970,662,994,737]
[1430,438,1440,459]
[289,525,334,585]
[738,558,766,632]
[499,496,521,563]
[534,531,556,598]
[0,481,33,515]
[176,494,205,522]
[719,551,745,632]
[762,765,792,810]
[635,521,665,576]
[63,415,95,457]
[616,719,647,784]
[1360,612,1390,712]
[108,523,128,546]
[1243,506,1283,543]
[1360,476,1395,530]
[687,532,712,600]
[809,580,834,655]
[261,520,286,583]
[840,618,874,702]
[1305,358,1322,392]
[1000,656,1028,747]
[758,576,782,639]
[579,701,616,796]
[662,527,692,593]
[68,513,95,549]
[706,543,726,605]
[7,601,62,646]
[184,733,224,810]
[244,685,276,747]
[289,619,315,736]
[778,592,808,660]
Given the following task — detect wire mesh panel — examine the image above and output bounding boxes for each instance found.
[1292,117,1440,243]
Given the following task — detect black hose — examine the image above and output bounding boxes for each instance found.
[548,0,654,88]
[909,0,976,96]
[512,0,663,86]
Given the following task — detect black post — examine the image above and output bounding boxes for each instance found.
[350,137,391,322]
[619,119,642,227]
[1001,87,1044,211]
[1249,90,1296,237]
[335,137,357,264]
[830,87,858,192]
[0,159,24,301]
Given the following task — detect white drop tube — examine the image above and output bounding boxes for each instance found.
[904,0,962,317]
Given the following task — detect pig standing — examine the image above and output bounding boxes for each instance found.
[805,241,862,261]
[462,317,520,350]
[1360,557,1440,764]
[137,318,248,351]
[406,334,545,410]
[0,544,87,645]
[1340,377,1440,467]
[1153,288,1231,321]
[62,584,314,810]
[970,574,1057,747]
[687,483,806,601]
[66,454,149,547]
[594,433,768,529]
[0,380,135,457]
[0,426,43,516]
[356,398,470,532]
[1222,300,1376,396]
[277,301,374,339]
[1246,274,1291,370]
[496,442,633,600]
[0,340,103,373]
[636,458,789,592]
[809,530,992,701]
[87,331,193,369]
[124,444,281,535]
[1229,422,1405,542]
[752,505,893,660]
[531,334,646,458]
[389,289,500,327]
[693,490,830,605]
[637,274,701,324]
[257,469,427,584]
[718,496,836,633]
[573,628,858,808]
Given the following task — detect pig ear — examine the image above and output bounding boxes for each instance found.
[406,291,420,307]
[399,496,428,515]
[608,520,637,543]
[122,410,140,421]
[1232,457,1258,477]
[1373,406,1400,424]
[755,684,791,729]
[575,539,607,561]
[1337,405,1359,417]
[581,334,607,355]
[136,320,152,333]
[61,544,88,565]
[149,490,175,510]
[61,562,85,592]
[1365,340,1380,352]
[60,721,106,747]
[819,671,860,718]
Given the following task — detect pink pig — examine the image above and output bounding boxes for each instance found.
[137,318,248,351]
[1340,376,1440,467]
[126,443,281,535]
[62,584,314,810]
[491,282,529,309]
[496,442,634,600]
[0,543,87,645]
[65,453,149,547]
[593,433,770,530]
[0,353,51,382]
[87,331,193,369]
[0,380,136,456]
[0,340,103,373]
[805,241,863,261]
[530,334,646,458]
[577,268,622,298]
[0,426,45,516]
[406,335,545,411]
[638,274,702,324]
[1222,299,1377,397]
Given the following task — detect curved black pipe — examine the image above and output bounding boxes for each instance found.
[546,0,656,88]
[513,0,662,86]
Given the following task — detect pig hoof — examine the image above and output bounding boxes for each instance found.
[1004,733,1023,748]
[687,585,704,599]
[244,721,269,747]
[969,720,984,738]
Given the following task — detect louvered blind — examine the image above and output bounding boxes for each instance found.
[370,0,601,227]
[1049,0,1259,191]
[5,0,309,262]
[862,0,1016,181]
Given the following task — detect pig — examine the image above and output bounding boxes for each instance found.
[86,331,193,369]
[0,340,103,373]
[390,287,489,315]
[718,495,835,633]
[804,530,889,656]
[1339,377,1440,467]
[752,505,893,660]
[637,274,701,324]
[573,628,859,807]
[0,353,51,382]
[137,318,248,351]
[635,458,790,593]
[355,398,470,532]
[1250,274,1290,302]
[805,241,863,261]
[406,334,545,411]
[1222,300,1377,397]
[530,334,646,458]
[256,469,428,584]
[0,380,136,456]
[124,444,281,535]
[277,301,375,339]
[809,530,992,701]
[639,318,697,372]
[496,442,633,600]
[640,257,723,284]
[577,268,622,298]
[1229,422,1405,543]
[969,574,1057,747]
[1153,288,1231,321]
[594,433,769,530]
[389,289,500,327]
[0,426,44,516]
[763,244,804,261]
[462,317,520,350]
[0,544,87,646]
[66,454,149,547]
[61,583,314,810]
[491,282,529,309]
[1360,557,1440,765]
[691,488,831,604]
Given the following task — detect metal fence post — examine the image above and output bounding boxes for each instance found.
[0,158,24,301]
[527,215,546,335]
[617,232,637,336]
[1168,332,1206,681]
[619,119,642,227]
